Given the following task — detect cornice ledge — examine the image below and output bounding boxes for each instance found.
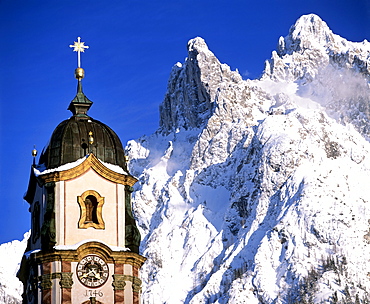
[39,154,137,186]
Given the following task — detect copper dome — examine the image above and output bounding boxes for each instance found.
[39,79,127,171]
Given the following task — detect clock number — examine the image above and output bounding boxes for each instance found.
[84,290,104,297]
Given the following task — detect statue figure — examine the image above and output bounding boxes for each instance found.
[85,197,93,223]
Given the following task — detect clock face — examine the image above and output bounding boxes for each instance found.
[76,255,109,288]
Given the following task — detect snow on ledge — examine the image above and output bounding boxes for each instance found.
[34,156,88,176]
[24,249,41,259]
[54,239,131,252]
[34,154,128,176]
[99,159,128,175]
[24,240,130,259]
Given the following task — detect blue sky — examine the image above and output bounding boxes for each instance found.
[0,0,368,244]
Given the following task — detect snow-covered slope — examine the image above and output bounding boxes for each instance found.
[0,232,29,304]
[126,14,370,303]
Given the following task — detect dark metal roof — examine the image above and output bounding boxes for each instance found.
[39,115,127,170]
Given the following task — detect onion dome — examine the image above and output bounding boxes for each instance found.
[39,68,127,171]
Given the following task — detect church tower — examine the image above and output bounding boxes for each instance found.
[18,38,146,304]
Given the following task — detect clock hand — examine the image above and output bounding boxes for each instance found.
[81,268,95,278]
[89,267,101,279]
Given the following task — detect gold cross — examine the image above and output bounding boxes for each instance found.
[69,37,89,68]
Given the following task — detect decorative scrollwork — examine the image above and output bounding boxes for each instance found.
[59,272,74,289]
[39,274,53,290]
[39,272,74,289]
[132,276,142,293]
[112,274,126,290]
[112,274,142,293]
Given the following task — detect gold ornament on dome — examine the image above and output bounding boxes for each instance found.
[70,37,89,80]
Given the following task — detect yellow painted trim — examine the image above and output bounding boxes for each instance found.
[40,154,137,186]
[32,242,147,267]
[78,190,105,229]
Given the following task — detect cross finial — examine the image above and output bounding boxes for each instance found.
[69,37,89,68]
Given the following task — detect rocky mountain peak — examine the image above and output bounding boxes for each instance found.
[264,13,370,84]
[187,37,213,59]
[128,15,370,303]
[278,14,334,55]
[159,37,243,134]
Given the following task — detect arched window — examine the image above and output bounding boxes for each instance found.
[78,190,105,229]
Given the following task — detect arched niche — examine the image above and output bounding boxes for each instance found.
[78,190,105,229]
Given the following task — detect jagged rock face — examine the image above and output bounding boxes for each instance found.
[126,14,370,304]
[159,37,246,134]
[264,14,370,82]
[262,13,370,140]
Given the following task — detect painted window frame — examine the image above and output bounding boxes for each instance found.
[77,190,105,229]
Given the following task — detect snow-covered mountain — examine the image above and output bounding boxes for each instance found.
[127,14,370,303]
[2,13,370,303]
[0,232,29,304]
